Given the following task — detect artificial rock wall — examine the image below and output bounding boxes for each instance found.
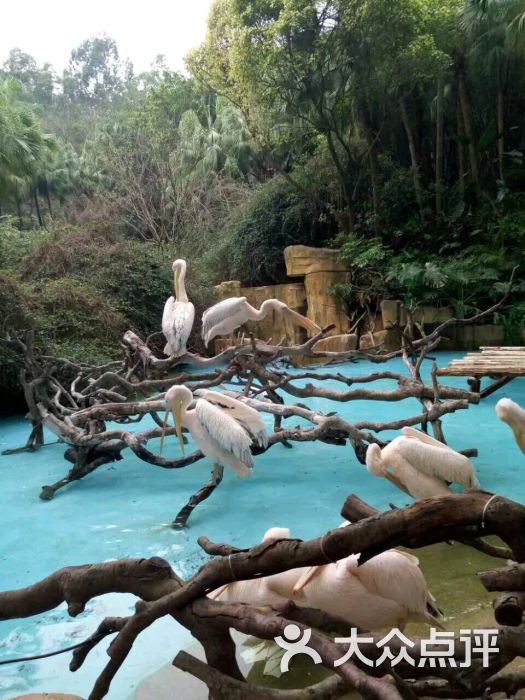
[214,245,355,352]
[214,246,504,353]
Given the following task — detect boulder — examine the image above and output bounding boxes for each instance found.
[313,334,358,353]
[284,245,348,276]
[359,329,400,352]
[303,271,351,335]
[363,313,384,332]
[455,324,504,351]
[413,305,453,326]
[380,300,404,329]
[214,280,241,300]
[381,301,453,332]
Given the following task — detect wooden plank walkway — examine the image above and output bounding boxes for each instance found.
[437,347,525,377]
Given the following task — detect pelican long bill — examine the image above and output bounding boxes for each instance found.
[283,307,322,336]
[292,565,322,594]
[174,265,181,299]
[159,408,170,456]
[172,397,186,454]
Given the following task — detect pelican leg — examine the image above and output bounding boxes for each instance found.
[171,464,224,529]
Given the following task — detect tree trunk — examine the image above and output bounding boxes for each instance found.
[435,75,445,216]
[45,178,53,216]
[456,53,480,192]
[399,86,424,215]
[16,195,23,229]
[33,187,43,227]
[361,109,382,235]
[325,132,355,233]
[496,65,505,184]
[368,150,381,235]
[457,99,465,199]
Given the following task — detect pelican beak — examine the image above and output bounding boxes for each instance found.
[174,266,181,299]
[292,565,322,595]
[282,308,321,336]
[159,408,170,456]
[208,583,230,600]
[385,467,412,496]
[172,397,185,454]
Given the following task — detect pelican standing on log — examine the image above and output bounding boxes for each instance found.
[366,426,480,499]
[161,385,268,527]
[495,398,525,454]
[162,259,195,357]
[201,296,321,348]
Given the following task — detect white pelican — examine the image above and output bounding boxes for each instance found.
[161,385,268,478]
[201,296,321,348]
[365,426,480,500]
[211,524,443,632]
[495,398,525,454]
[291,534,443,631]
[161,386,269,527]
[209,527,296,606]
[162,259,195,357]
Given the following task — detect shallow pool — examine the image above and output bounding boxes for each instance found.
[0,351,524,699]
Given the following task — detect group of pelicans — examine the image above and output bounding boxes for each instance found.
[202,400,524,633]
[161,258,320,357]
[159,258,525,632]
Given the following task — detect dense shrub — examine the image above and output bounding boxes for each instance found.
[202,178,328,286]
[0,222,217,411]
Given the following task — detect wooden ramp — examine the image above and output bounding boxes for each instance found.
[437,347,525,377]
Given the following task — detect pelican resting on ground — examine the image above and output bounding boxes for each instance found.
[162,259,195,357]
[495,398,525,454]
[201,296,321,348]
[210,524,443,632]
[161,386,269,527]
[366,426,480,500]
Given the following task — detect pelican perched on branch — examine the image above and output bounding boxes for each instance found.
[495,398,525,454]
[161,385,269,527]
[201,296,321,348]
[366,426,479,500]
[162,259,195,357]
[291,524,443,631]
[209,527,295,606]
[211,524,443,631]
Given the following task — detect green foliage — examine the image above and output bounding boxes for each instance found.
[0,220,219,408]
[202,178,323,286]
[2,4,525,412]
[503,304,525,345]
[0,78,57,208]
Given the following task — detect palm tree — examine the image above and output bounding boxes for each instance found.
[0,78,56,225]
[177,99,256,179]
[460,0,525,185]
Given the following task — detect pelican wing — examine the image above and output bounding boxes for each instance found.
[349,551,434,619]
[195,398,253,468]
[201,297,247,341]
[401,426,456,453]
[195,389,268,447]
[395,437,479,489]
[162,298,195,356]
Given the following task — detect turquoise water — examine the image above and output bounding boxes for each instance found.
[1,351,524,699]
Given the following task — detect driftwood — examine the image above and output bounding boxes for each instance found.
[2,309,484,525]
[3,276,515,521]
[2,493,525,699]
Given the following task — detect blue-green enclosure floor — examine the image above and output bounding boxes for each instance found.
[1,351,524,699]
